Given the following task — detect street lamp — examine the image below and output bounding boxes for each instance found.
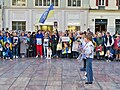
[1,0,5,31]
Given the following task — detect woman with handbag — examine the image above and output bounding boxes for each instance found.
[96,33,104,60]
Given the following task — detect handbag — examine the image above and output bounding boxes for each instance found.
[96,46,102,52]
[99,51,104,55]
[57,43,62,51]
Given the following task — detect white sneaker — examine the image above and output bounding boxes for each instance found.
[106,60,109,62]
[13,56,15,59]
[108,60,111,62]
[41,56,43,58]
[82,76,87,80]
[22,55,25,58]
[36,55,38,58]
[48,57,51,59]
[10,59,13,61]
[16,56,18,58]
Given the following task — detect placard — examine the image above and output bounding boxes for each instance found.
[62,37,70,42]
[62,37,72,54]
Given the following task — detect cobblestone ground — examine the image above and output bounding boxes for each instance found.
[0,58,120,90]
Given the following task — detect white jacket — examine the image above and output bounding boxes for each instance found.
[84,41,94,59]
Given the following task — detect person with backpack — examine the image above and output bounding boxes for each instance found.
[114,34,120,61]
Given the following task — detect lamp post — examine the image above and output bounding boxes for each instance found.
[1,0,4,31]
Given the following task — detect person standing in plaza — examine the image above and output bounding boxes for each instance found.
[30,32,36,57]
[12,32,19,58]
[96,33,104,60]
[114,34,120,60]
[51,30,59,58]
[79,32,87,71]
[104,32,114,51]
[104,32,114,61]
[43,32,50,58]
[20,32,27,58]
[84,34,94,84]
[36,30,44,58]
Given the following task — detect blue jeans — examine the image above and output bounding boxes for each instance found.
[3,51,13,59]
[13,47,18,56]
[43,46,48,57]
[86,58,93,82]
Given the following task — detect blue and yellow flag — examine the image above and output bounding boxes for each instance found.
[39,4,54,24]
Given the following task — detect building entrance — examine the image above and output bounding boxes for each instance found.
[68,26,80,32]
[35,25,53,33]
[95,19,107,34]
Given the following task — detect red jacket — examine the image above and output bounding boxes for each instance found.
[114,37,120,50]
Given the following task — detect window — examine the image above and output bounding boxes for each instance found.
[115,19,120,34]
[12,21,26,31]
[119,0,120,9]
[12,0,27,6]
[98,0,105,6]
[0,1,2,9]
[68,0,81,7]
[35,0,59,6]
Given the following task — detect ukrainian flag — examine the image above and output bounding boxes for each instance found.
[39,4,54,24]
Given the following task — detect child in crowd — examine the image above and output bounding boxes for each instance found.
[105,50,113,62]
[43,32,50,58]
[46,47,52,59]
[3,43,13,61]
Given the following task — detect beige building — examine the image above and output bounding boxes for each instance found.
[4,0,89,32]
[2,0,120,35]
[89,0,120,35]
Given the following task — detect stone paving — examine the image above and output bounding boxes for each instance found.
[0,58,120,90]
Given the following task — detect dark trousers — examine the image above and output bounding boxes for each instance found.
[56,50,62,58]
[86,58,93,82]
[32,45,36,57]
[4,51,13,59]
[83,59,86,69]
[13,47,18,56]
[52,44,57,56]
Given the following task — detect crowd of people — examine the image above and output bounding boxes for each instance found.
[0,29,120,62]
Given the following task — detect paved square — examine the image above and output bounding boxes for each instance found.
[0,58,120,90]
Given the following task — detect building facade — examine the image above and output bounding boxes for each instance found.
[4,0,89,32]
[89,0,120,35]
[2,0,120,34]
